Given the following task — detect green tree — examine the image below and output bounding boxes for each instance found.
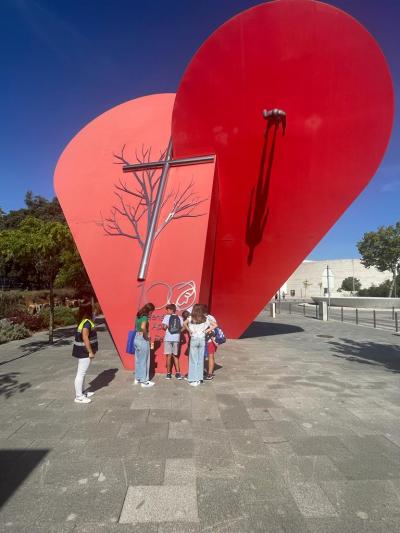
[55,246,93,298]
[0,208,5,230]
[2,192,65,230]
[357,223,400,297]
[357,278,400,297]
[340,276,361,293]
[0,217,73,342]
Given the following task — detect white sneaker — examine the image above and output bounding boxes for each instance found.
[85,391,95,397]
[75,396,91,404]
[134,379,140,385]
[140,381,155,388]
[189,381,200,387]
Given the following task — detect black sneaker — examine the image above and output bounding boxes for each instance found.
[204,374,214,381]
[165,373,172,380]
[175,373,183,380]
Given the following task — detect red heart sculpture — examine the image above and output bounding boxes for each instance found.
[55,94,216,371]
[172,0,394,337]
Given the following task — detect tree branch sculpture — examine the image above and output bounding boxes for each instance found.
[99,145,207,249]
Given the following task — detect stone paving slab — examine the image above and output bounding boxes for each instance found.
[1,313,400,531]
[119,485,198,523]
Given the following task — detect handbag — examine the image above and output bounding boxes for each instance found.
[125,329,136,355]
[213,327,226,345]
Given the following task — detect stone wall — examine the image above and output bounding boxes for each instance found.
[284,259,390,299]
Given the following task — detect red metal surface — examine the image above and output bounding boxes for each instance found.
[172,0,394,337]
[54,94,216,371]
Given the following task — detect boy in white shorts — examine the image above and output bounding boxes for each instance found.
[162,304,183,379]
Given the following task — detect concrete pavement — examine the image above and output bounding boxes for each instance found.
[1,312,400,532]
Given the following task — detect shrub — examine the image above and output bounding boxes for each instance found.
[0,318,31,344]
[357,279,398,297]
[0,292,24,318]
[8,311,45,332]
[39,306,77,328]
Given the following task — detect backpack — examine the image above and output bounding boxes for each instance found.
[213,327,226,345]
[168,314,181,335]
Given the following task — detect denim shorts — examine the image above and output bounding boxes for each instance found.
[164,341,179,356]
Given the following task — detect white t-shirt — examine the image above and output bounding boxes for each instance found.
[207,314,217,327]
[162,314,183,342]
[187,317,210,339]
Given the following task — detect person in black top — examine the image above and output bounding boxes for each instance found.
[72,302,98,404]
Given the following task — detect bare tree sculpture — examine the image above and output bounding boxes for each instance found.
[99,145,207,249]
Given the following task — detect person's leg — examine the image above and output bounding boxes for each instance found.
[204,342,209,375]
[166,354,173,376]
[145,340,150,381]
[75,358,91,398]
[196,338,205,381]
[134,337,147,382]
[164,341,172,376]
[173,355,180,374]
[190,338,204,382]
[207,341,216,377]
[172,342,181,375]
[188,339,198,382]
[208,353,215,375]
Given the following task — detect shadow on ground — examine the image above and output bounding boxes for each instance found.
[0,449,48,507]
[240,321,304,339]
[328,338,400,373]
[0,372,31,398]
[87,368,118,392]
[0,333,72,367]
[0,318,109,367]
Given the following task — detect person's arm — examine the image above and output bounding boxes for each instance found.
[140,318,149,340]
[208,315,218,328]
[182,319,190,334]
[82,327,95,358]
[204,319,214,335]
[162,316,168,331]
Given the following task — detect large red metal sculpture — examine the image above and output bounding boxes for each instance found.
[55,0,394,371]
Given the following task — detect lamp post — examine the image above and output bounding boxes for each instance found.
[326,264,331,309]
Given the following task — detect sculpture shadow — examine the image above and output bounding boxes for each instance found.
[0,372,31,398]
[240,321,304,339]
[327,338,400,373]
[86,368,118,392]
[245,119,283,265]
[0,449,48,507]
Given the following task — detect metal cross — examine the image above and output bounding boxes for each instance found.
[123,138,215,281]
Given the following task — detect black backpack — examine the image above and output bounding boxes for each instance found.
[168,314,181,334]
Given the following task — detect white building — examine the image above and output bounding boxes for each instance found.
[282,259,391,299]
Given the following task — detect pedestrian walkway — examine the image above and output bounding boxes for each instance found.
[1,313,400,532]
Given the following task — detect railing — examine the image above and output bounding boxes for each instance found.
[273,300,400,333]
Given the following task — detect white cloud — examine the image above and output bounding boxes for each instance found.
[381,180,400,192]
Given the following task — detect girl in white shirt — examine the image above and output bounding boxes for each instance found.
[183,304,212,386]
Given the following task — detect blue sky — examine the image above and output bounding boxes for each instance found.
[1,0,399,259]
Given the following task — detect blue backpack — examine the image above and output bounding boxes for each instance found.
[213,327,226,345]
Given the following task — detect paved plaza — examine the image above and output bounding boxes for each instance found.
[1,312,400,532]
